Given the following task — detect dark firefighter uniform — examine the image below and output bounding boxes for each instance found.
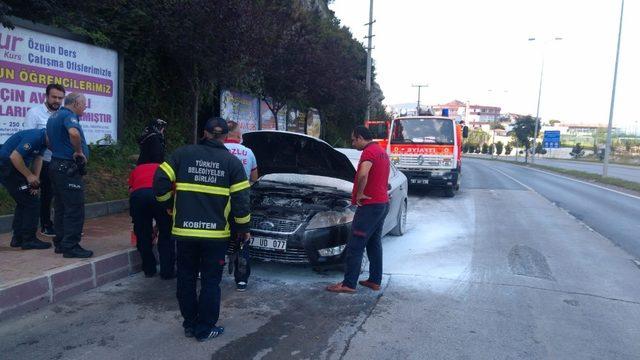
[152,123,251,340]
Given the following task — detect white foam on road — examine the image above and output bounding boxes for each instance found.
[382,191,476,293]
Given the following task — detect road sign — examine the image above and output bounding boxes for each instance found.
[543,130,561,149]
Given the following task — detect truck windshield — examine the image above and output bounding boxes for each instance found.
[367,122,388,139]
[391,118,454,145]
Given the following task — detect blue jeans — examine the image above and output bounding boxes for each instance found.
[342,203,389,289]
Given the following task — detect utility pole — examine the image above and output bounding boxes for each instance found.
[604,0,624,177]
[412,84,428,114]
[364,0,375,121]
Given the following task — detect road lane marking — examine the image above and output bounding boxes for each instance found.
[470,158,640,201]
[492,167,536,192]
[518,166,640,201]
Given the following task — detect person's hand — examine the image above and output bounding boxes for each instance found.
[166,208,174,216]
[26,174,40,188]
[356,193,371,206]
[238,232,251,244]
[73,152,87,164]
[29,188,40,196]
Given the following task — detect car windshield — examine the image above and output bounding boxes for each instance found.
[391,118,454,145]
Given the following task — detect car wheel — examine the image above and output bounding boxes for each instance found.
[390,200,407,236]
[444,187,455,197]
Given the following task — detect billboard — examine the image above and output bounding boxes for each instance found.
[306,109,321,138]
[259,100,276,130]
[220,89,259,132]
[0,24,119,144]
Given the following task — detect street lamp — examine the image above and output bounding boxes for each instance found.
[529,36,563,163]
[603,0,624,177]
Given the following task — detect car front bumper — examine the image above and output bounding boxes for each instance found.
[249,222,351,266]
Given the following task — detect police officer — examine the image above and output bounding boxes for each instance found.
[153,117,251,342]
[24,83,66,237]
[47,93,93,258]
[0,128,52,249]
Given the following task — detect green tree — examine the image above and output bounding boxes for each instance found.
[496,141,504,155]
[509,115,540,163]
[481,143,489,154]
[505,143,513,155]
[490,123,505,130]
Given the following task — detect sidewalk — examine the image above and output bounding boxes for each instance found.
[0,212,141,320]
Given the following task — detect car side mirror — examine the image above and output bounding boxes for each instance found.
[462,126,469,138]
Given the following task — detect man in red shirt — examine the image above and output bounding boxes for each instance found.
[327,126,390,293]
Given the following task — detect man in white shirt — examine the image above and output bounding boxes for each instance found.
[224,120,258,292]
[24,83,66,237]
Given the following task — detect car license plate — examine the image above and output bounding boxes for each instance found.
[250,237,287,251]
[410,179,429,184]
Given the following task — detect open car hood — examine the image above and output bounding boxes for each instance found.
[242,131,356,183]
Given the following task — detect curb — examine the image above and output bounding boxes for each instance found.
[0,248,142,321]
[0,199,129,234]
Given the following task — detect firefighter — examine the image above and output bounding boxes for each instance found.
[0,128,52,250]
[128,162,174,279]
[153,117,251,342]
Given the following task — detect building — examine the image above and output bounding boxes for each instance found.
[432,100,502,123]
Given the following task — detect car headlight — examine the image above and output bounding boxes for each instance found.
[306,209,355,230]
[318,245,346,257]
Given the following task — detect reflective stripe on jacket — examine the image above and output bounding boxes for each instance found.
[152,139,251,240]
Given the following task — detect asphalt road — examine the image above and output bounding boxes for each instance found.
[509,156,640,183]
[2,160,640,359]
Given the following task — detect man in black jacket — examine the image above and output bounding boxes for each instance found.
[137,118,167,165]
[153,117,251,342]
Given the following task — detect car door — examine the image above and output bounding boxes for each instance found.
[382,164,403,235]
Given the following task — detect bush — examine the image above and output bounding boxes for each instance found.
[481,143,489,154]
[496,141,504,155]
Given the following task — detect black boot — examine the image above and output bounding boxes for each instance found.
[21,237,52,250]
[63,245,93,258]
[10,235,22,248]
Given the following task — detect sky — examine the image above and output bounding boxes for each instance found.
[329,0,640,133]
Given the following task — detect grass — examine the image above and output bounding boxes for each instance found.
[0,144,137,216]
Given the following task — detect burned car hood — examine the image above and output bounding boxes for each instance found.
[242,131,356,183]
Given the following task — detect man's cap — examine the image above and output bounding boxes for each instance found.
[205,117,229,135]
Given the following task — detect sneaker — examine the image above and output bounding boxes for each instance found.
[63,245,93,258]
[21,238,52,250]
[358,280,381,291]
[236,282,247,292]
[326,282,356,294]
[196,326,224,342]
[54,245,63,254]
[184,327,195,338]
[40,227,56,237]
[10,235,22,248]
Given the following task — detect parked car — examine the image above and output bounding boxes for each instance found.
[242,130,409,267]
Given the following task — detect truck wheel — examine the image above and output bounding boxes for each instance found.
[444,187,455,198]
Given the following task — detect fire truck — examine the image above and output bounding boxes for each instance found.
[386,116,468,197]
